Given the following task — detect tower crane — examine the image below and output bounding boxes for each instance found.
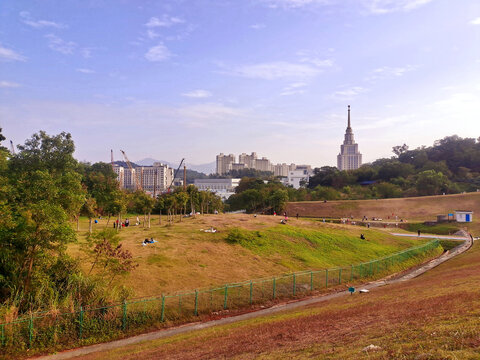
[10,140,15,155]
[168,158,185,191]
[120,149,143,191]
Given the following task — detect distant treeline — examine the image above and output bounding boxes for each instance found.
[226,135,480,213]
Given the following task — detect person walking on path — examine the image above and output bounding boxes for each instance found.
[418,230,421,236]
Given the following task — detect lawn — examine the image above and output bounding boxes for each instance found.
[70,214,430,297]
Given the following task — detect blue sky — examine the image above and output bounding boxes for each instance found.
[1,0,479,167]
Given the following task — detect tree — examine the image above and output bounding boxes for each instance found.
[133,190,155,228]
[268,188,289,212]
[392,143,409,157]
[1,131,85,305]
[81,196,98,233]
[416,170,450,196]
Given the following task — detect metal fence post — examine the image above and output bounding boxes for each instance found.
[28,315,33,349]
[78,306,84,339]
[161,295,165,322]
[339,268,342,284]
[310,271,313,291]
[249,281,253,305]
[122,301,127,331]
[325,269,328,288]
[194,290,198,316]
[223,285,228,310]
[293,273,296,296]
[272,277,276,299]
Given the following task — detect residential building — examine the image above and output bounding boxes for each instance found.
[113,162,174,195]
[194,178,241,200]
[238,152,257,168]
[287,168,313,189]
[216,153,235,175]
[230,163,246,171]
[337,105,362,171]
[255,157,272,172]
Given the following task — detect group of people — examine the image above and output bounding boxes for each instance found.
[113,216,142,228]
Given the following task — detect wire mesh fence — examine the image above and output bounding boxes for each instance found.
[0,239,440,355]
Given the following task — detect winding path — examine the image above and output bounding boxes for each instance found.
[34,235,474,360]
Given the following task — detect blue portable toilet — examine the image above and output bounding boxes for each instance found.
[455,210,473,223]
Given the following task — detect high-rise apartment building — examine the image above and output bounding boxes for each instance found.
[216,153,235,175]
[238,152,257,168]
[337,105,362,171]
[113,163,174,195]
[255,157,272,172]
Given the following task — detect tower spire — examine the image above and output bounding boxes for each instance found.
[347,105,351,128]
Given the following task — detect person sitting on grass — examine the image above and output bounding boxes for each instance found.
[360,234,365,240]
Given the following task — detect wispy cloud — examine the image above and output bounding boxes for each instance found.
[81,48,93,58]
[145,15,185,28]
[182,90,212,98]
[332,86,367,98]
[470,17,480,25]
[76,68,95,74]
[20,11,66,29]
[45,34,76,54]
[0,44,26,62]
[0,80,21,88]
[260,0,433,13]
[280,82,307,96]
[223,60,332,80]
[362,0,434,14]
[145,43,172,62]
[366,65,417,81]
[250,23,266,29]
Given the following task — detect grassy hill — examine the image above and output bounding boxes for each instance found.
[287,192,480,232]
[78,240,480,360]
[72,214,431,297]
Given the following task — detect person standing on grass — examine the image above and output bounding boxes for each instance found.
[418,229,421,236]
[296,213,299,220]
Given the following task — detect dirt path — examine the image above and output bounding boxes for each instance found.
[390,232,470,241]
[34,236,473,360]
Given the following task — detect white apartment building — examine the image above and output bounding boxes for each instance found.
[337,105,362,171]
[255,157,272,172]
[113,163,174,195]
[194,178,241,200]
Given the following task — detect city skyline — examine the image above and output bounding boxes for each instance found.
[1,0,480,167]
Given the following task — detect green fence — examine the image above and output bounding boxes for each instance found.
[0,239,440,355]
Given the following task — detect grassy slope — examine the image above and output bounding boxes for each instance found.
[71,214,427,297]
[287,191,480,233]
[79,242,480,360]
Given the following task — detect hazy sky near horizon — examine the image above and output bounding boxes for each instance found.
[1,0,480,167]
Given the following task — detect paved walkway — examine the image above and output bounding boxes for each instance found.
[35,236,473,360]
[390,233,469,241]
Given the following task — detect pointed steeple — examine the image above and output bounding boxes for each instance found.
[347,105,351,128]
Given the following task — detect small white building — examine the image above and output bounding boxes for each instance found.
[455,210,473,223]
[194,178,241,200]
[287,168,312,189]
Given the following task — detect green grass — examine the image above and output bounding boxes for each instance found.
[406,222,460,235]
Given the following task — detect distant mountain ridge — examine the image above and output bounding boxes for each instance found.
[135,158,215,174]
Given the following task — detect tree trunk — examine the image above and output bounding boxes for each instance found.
[89,217,93,233]
[143,213,146,228]
[76,215,80,231]
[106,215,111,228]
[148,212,151,228]
[159,209,162,225]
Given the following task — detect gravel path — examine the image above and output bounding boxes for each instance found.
[34,235,473,360]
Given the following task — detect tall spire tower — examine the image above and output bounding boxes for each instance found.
[337,105,362,171]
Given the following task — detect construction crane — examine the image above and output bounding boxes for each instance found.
[10,140,15,155]
[120,149,142,191]
[168,158,185,191]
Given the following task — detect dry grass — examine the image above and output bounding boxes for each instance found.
[77,242,480,360]
[70,214,426,297]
